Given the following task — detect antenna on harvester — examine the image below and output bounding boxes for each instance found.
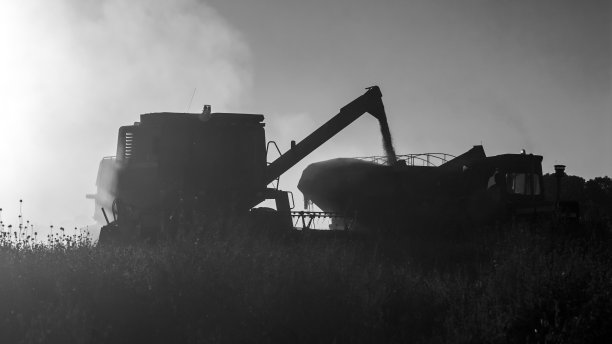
[186,88,197,112]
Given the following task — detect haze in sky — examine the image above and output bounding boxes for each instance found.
[0,0,251,229]
[0,0,610,231]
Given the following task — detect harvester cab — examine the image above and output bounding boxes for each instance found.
[461,152,550,222]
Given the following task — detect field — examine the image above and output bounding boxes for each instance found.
[1,220,611,344]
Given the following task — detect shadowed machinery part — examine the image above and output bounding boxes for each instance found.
[297,145,565,231]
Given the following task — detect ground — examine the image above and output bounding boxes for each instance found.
[1,219,611,343]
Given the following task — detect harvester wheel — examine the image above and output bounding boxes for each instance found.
[249,207,292,235]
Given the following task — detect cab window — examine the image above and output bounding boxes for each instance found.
[506,173,541,195]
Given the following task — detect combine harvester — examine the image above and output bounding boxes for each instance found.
[89,86,574,243]
[89,86,397,242]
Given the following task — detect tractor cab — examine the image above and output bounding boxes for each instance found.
[467,153,550,219]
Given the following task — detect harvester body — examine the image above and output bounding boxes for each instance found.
[114,112,267,215]
[90,87,392,241]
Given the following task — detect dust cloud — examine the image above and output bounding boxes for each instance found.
[0,0,252,231]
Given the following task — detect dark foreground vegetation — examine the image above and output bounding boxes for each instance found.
[1,219,611,344]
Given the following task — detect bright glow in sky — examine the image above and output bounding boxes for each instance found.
[0,0,610,232]
[0,0,251,230]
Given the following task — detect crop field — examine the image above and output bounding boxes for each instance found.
[1,220,611,344]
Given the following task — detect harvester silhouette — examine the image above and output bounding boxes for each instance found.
[90,86,394,242]
[89,86,574,243]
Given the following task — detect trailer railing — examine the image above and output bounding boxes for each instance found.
[290,211,353,230]
[355,152,456,167]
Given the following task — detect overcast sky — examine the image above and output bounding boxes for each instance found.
[0,0,610,230]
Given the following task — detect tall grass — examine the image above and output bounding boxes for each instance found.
[0,221,610,343]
